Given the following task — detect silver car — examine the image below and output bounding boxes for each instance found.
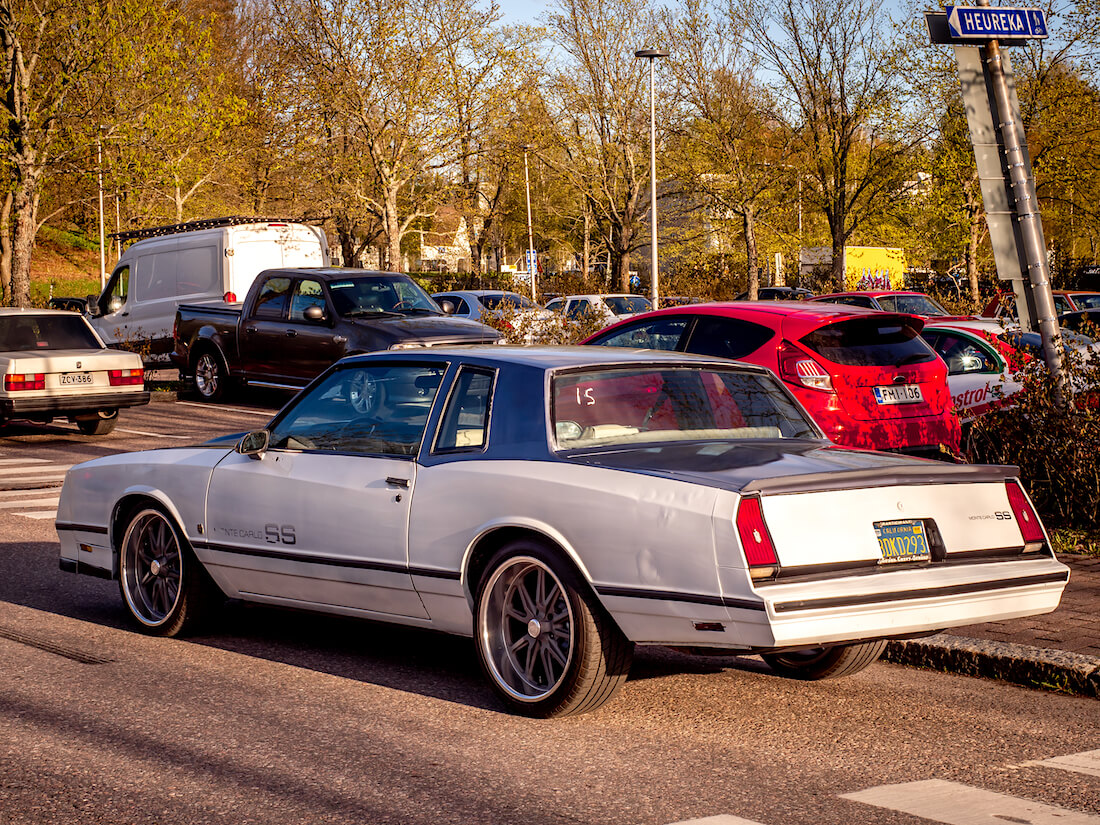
[56,347,1067,716]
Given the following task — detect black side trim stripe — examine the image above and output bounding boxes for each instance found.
[596,585,767,612]
[54,522,109,535]
[194,541,460,580]
[773,571,1070,613]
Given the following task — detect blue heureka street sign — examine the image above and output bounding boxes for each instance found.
[945,6,1048,39]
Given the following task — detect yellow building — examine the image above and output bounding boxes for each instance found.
[843,247,907,291]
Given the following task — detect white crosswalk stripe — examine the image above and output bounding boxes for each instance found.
[664,750,1100,825]
[841,778,1100,824]
[0,455,72,519]
[1023,749,1100,778]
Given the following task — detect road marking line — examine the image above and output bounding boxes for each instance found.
[0,487,61,497]
[666,818,768,825]
[0,498,59,509]
[18,511,59,520]
[116,428,190,439]
[1024,749,1100,778]
[841,779,1100,824]
[0,465,71,477]
[177,401,273,417]
[0,458,49,465]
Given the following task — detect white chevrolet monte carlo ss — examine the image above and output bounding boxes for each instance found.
[56,347,1068,716]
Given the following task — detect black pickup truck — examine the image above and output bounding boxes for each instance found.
[172,268,501,400]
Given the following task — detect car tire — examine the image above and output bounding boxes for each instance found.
[118,505,221,637]
[192,348,228,402]
[761,639,888,680]
[75,409,118,435]
[474,540,633,718]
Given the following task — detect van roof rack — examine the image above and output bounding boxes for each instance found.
[110,216,314,242]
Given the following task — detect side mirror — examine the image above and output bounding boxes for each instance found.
[303,305,327,322]
[86,295,101,317]
[439,299,456,315]
[237,429,270,460]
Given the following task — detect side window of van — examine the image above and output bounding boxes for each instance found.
[175,245,219,296]
[136,252,177,301]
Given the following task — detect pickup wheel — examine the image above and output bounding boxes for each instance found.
[192,348,228,402]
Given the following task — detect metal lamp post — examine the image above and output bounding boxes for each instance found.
[635,48,668,309]
[523,144,537,301]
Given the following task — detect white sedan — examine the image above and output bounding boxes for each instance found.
[56,347,1067,716]
[1,308,149,435]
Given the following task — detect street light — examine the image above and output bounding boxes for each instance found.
[522,144,537,301]
[635,47,668,309]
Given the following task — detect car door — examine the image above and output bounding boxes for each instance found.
[203,361,448,619]
[279,277,346,384]
[239,276,293,382]
[923,330,1016,422]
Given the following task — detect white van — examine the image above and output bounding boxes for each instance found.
[84,218,329,363]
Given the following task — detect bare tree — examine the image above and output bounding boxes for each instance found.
[545,0,659,293]
[738,0,919,290]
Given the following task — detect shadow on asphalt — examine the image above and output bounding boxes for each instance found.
[0,540,771,715]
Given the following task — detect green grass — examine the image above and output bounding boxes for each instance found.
[30,277,101,307]
[38,225,99,251]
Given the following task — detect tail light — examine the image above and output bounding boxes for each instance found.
[109,368,144,386]
[777,340,834,392]
[1005,480,1045,551]
[224,291,237,303]
[736,496,780,580]
[4,373,45,391]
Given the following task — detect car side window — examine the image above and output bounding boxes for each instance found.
[452,297,471,315]
[254,277,292,320]
[434,366,495,452]
[683,316,776,360]
[929,333,999,375]
[1054,296,1071,314]
[268,363,445,457]
[288,279,327,321]
[566,300,591,319]
[589,318,689,351]
[546,298,563,313]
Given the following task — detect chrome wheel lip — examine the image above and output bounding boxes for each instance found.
[477,555,575,704]
[120,509,183,627]
[194,354,219,398]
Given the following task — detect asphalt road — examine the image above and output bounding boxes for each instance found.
[1,398,1098,825]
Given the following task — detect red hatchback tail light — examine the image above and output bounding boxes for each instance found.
[736,496,780,580]
[1005,480,1045,549]
[4,373,45,391]
[109,368,144,386]
[777,340,834,392]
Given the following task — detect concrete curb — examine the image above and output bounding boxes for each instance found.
[884,633,1100,698]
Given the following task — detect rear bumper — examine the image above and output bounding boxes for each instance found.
[1,390,150,417]
[818,411,961,454]
[598,557,1069,651]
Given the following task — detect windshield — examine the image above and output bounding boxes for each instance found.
[327,276,440,316]
[876,294,948,316]
[479,292,536,310]
[0,314,101,351]
[604,296,651,315]
[552,366,818,449]
[1074,294,1100,310]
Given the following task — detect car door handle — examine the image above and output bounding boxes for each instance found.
[285,329,297,337]
[333,335,348,344]
[244,326,257,334]
[385,476,410,488]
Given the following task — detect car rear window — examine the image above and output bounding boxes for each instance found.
[552,366,817,448]
[604,296,651,315]
[0,314,101,351]
[800,317,936,367]
[876,294,948,316]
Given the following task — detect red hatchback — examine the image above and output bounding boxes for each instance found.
[582,301,960,456]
